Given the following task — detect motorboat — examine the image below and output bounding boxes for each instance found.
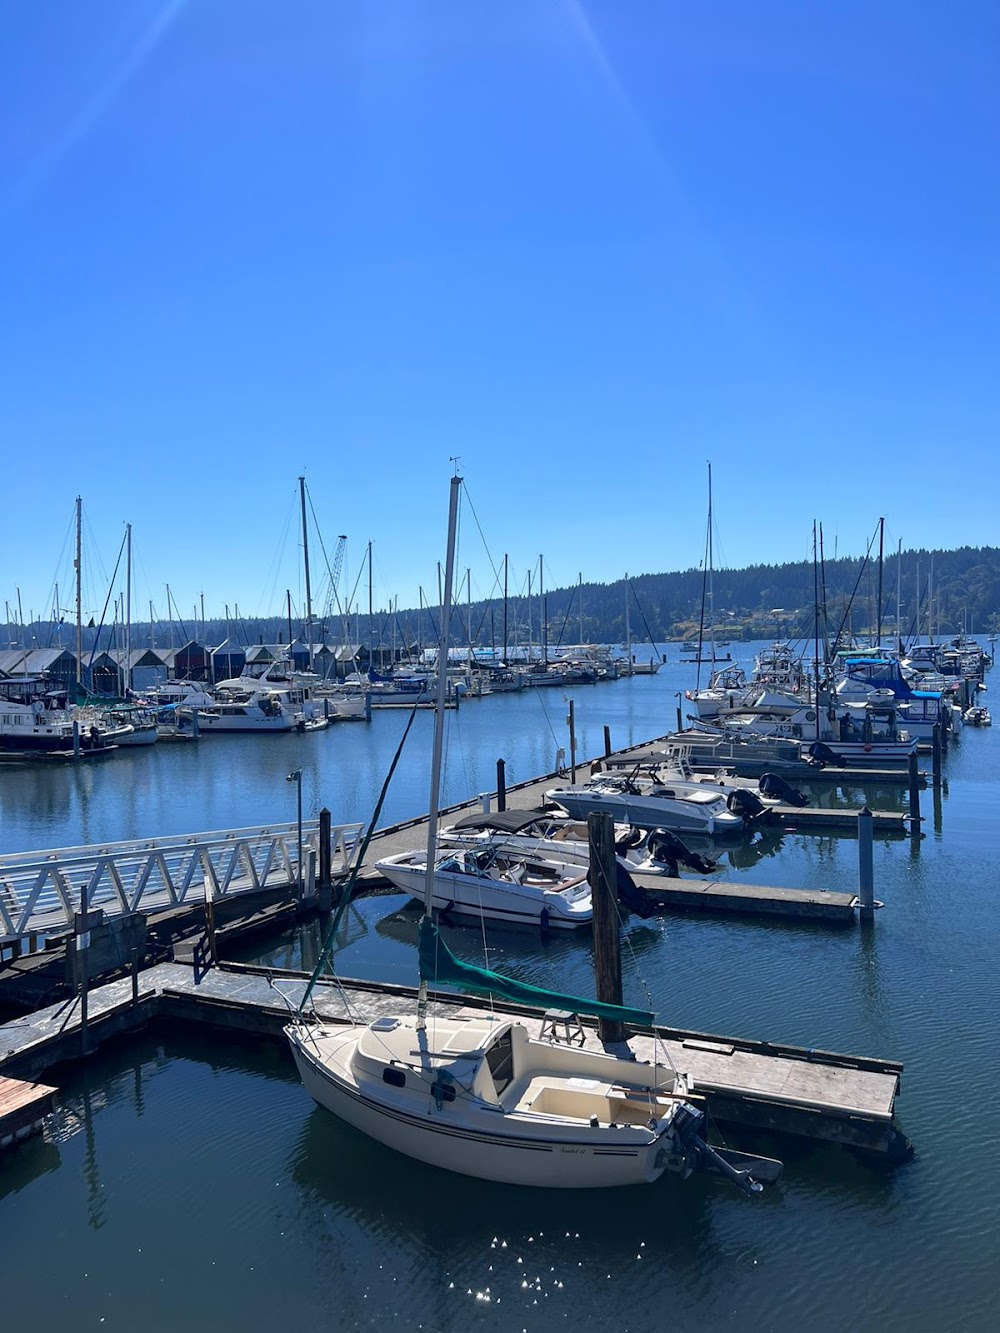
[373,843,593,930]
[964,705,991,727]
[545,773,746,836]
[196,690,299,732]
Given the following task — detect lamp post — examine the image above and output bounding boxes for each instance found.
[287,769,303,897]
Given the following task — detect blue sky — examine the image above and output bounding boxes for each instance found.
[2,1,998,629]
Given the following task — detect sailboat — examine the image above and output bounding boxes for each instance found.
[285,477,771,1191]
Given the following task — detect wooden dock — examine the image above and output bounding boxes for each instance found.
[627,871,862,922]
[0,1074,58,1148]
[0,960,909,1159]
[770,805,909,833]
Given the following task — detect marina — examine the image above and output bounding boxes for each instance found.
[1,643,997,1330]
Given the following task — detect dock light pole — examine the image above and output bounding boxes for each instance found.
[287,769,303,898]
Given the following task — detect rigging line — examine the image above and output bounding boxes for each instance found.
[298,704,421,1013]
[459,481,503,593]
[87,527,128,668]
[629,581,662,660]
[830,524,881,654]
[305,487,347,621]
[257,489,297,619]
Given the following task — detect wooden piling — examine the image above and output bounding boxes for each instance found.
[568,699,577,782]
[318,808,332,889]
[496,759,506,811]
[908,751,921,829]
[858,806,875,924]
[603,724,612,758]
[932,723,942,787]
[588,811,625,1044]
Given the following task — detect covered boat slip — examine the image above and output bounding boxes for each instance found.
[0,960,906,1159]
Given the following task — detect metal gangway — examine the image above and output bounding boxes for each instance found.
[0,820,365,946]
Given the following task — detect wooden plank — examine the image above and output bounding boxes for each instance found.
[0,1074,58,1142]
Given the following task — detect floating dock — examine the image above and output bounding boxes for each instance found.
[0,960,908,1159]
[0,1074,58,1149]
[627,871,862,922]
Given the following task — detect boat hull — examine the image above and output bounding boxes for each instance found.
[287,1027,673,1188]
[375,855,592,929]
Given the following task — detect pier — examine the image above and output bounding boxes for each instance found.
[0,959,908,1159]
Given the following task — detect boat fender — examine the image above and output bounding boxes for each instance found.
[863,743,873,752]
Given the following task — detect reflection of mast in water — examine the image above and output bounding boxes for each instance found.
[81,1086,107,1231]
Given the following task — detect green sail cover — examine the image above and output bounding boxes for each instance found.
[418,917,654,1029]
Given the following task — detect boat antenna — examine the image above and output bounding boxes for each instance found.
[416,473,462,1031]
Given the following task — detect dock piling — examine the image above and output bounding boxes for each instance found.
[496,759,506,811]
[567,699,577,782]
[858,806,875,924]
[318,808,332,891]
[72,719,81,760]
[603,724,611,758]
[908,752,921,829]
[588,811,625,1045]
[931,724,942,788]
[190,708,200,738]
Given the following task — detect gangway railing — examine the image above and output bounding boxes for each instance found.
[0,820,364,945]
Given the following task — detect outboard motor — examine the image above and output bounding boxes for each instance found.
[614,861,666,917]
[806,740,839,768]
[759,772,808,807]
[727,788,766,825]
[646,828,717,876]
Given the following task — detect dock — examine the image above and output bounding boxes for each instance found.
[627,871,862,922]
[0,1074,58,1149]
[0,960,908,1159]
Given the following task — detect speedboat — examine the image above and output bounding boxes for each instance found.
[374,843,593,929]
[545,774,745,836]
[964,705,991,727]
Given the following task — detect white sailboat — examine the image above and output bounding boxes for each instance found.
[285,477,772,1191]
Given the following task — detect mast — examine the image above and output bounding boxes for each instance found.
[502,554,509,664]
[707,462,716,671]
[368,542,373,672]
[299,477,314,668]
[624,573,632,664]
[578,572,583,644]
[813,520,821,740]
[125,523,132,694]
[540,555,547,665]
[876,516,885,649]
[287,590,293,650]
[417,473,462,1030]
[75,495,82,691]
[897,539,903,649]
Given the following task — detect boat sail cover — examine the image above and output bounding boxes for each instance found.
[418,917,654,1028]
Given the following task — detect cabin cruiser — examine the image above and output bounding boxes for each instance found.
[0,677,122,752]
[196,690,299,732]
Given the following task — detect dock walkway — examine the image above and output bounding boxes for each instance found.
[0,960,907,1158]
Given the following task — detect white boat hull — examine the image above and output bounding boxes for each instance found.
[546,786,743,836]
[375,853,592,929]
[287,1024,683,1188]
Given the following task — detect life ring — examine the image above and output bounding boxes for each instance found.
[863,743,873,752]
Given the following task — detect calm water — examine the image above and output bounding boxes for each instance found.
[2,646,999,1330]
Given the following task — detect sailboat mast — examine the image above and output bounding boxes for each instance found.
[624,573,632,664]
[75,495,82,690]
[707,462,716,671]
[125,523,132,694]
[298,476,314,668]
[876,516,885,650]
[540,555,547,665]
[503,554,508,664]
[417,473,462,1030]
